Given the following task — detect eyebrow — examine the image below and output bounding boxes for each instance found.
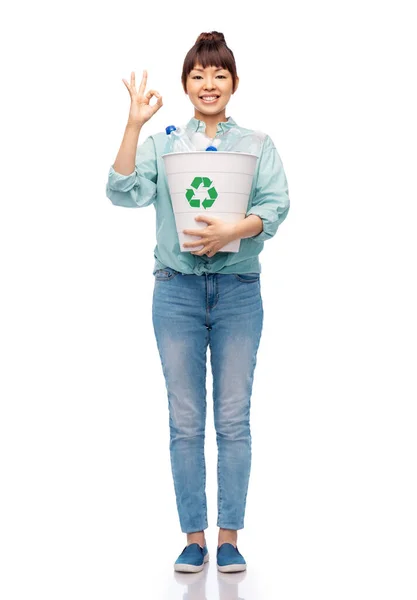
[191,67,226,72]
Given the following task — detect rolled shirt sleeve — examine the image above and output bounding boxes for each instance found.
[105,135,158,208]
[246,134,290,242]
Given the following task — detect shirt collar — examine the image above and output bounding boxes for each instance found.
[185,116,237,135]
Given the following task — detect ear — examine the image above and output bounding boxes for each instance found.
[233,76,240,94]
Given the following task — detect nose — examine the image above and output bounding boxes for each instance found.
[203,78,216,91]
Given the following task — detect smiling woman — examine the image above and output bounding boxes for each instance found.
[181,33,239,94]
[181,35,239,136]
[105,29,290,575]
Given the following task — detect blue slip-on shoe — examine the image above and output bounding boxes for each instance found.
[174,542,210,573]
[216,542,247,572]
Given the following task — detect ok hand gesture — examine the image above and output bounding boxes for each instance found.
[122,70,163,127]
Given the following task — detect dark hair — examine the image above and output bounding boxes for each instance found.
[181,31,238,93]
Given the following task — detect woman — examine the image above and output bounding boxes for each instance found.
[106,31,290,573]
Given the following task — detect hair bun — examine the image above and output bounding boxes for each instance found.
[196,31,226,44]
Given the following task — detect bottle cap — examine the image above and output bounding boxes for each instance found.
[205,146,218,151]
[165,125,177,135]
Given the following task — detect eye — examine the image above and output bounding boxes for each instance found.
[192,75,226,79]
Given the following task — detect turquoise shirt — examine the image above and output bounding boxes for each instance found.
[106,116,290,275]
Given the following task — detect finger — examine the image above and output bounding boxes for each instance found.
[183,229,204,237]
[152,101,163,114]
[122,79,131,94]
[183,238,204,248]
[145,89,160,99]
[130,71,136,91]
[189,243,206,254]
[138,69,147,95]
[151,93,163,112]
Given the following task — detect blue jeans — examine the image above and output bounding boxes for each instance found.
[152,267,264,533]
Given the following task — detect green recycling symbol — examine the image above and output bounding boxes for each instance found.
[185,176,218,210]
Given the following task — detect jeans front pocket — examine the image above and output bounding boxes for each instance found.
[154,267,180,281]
[233,272,260,283]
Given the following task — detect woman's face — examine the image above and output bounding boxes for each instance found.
[185,63,238,116]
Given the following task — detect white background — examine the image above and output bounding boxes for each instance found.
[1,0,416,598]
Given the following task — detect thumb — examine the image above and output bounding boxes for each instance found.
[152,93,163,113]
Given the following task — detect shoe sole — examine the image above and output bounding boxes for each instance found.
[174,552,210,572]
[217,562,247,573]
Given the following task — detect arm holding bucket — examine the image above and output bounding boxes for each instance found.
[245,135,290,242]
[230,214,263,240]
[182,214,263,256]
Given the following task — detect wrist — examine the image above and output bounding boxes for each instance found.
[232,215,263,241]
[126,119,144,131]
[230,223,239,242]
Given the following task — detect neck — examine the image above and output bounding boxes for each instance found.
[193,109,228,136]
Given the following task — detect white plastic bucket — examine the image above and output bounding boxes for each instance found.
[162,151,258,253]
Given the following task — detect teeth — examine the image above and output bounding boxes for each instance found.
[201,96,218,100]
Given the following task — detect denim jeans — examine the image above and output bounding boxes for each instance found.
[152,267,264,533]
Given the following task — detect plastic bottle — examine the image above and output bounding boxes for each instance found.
[165,125,196,153]
[237,131,265,156]
[189,131,210,150]
[189,131,222,151]
[218,127,243,151]
[220,128,264,156]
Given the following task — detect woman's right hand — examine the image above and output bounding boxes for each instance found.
[122,70,163,126]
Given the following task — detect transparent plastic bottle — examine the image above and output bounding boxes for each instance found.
[189,131,221,151]
[237,131,265,156]
[189,131,209,150]
[218,127,243,151]
[165,125,196,152]
[219,128,265,155]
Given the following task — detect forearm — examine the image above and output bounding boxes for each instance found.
[112,121,143,175]
[231,214,263,241]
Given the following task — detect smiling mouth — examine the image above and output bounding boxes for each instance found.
[199,96,220,103]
